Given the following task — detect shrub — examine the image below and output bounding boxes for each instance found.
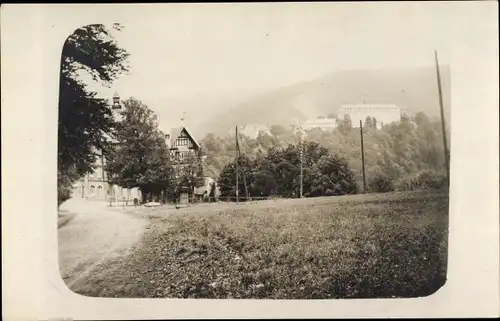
[415,170,448,190]
[368,173,394,193]
[395,174,420,191]
[57,168,79,206]
[394,170,448,192]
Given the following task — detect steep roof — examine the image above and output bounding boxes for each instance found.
[170,127,200,149]
[169,127,183,145]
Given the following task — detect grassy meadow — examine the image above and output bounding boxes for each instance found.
[71,190,449,299]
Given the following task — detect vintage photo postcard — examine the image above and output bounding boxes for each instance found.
[2,2,499,319]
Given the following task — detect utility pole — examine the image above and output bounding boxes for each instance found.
[434,50,450,186]
[360,120,367,193]
[300,140,304,198]
[300,142,303,198]
[236,126,250,201]
[235,126,239,204]
[297,122,305,198]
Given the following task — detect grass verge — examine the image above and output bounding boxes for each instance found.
[58,211,77,229]
[71,190,449,299]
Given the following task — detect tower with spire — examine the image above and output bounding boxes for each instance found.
[72,92,142,203]
[111,92,123,123]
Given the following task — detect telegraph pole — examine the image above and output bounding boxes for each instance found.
[300,140,304,198]
[297,123,305,198]
[236,126,250,201]
[434,50,450,186]
[235,126,239,203]
[360,120,367,193]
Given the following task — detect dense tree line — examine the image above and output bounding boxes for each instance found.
[202,112,449,195]
[217,142,358,200]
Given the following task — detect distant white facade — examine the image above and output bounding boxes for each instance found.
[301,118,338,131]
[337,104,401,129]
[238,124,272,139]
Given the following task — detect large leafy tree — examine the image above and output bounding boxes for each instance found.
[217,154,255,200]
[338,114,353,135]
[105,97,175,202]
[269,145,301,197]
[176,152,206,197]
[364,116,374,129]
[58,23,129,205]
[252,150,279,197]
[305,154,358,196]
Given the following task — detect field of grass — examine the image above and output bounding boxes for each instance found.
[71,190,449,299]
[58,211,77,229]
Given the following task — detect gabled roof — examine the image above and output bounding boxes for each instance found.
[169,127,200,149]
[169,127,183,145]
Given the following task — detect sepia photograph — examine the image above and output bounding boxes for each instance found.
[55,5,453,300]
[3,2,500,319]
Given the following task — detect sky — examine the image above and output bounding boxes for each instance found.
[82,3,461,134]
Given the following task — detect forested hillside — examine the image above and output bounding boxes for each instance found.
[201,111,449,196]
[197,66,451,137]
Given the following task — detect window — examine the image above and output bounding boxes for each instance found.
[177,137,188,146]
[176,138,183,146]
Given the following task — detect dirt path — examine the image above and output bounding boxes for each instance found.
[58,198,147,290]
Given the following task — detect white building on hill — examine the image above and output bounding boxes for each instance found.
[337,104,401,129]
[301,117,338,131]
